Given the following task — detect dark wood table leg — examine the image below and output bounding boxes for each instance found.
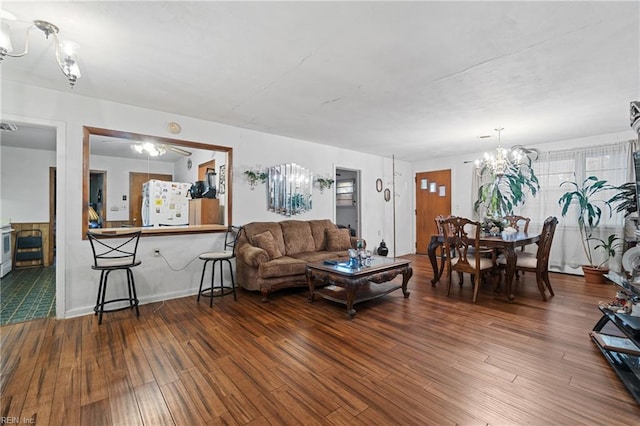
[428,235,442,286]
[402,266,413,297]
[306,269,316,302]
[503,246,517,302]
[346,287,357,318]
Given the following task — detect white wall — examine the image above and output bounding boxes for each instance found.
[0,146,55,223]
[1,81,412,318]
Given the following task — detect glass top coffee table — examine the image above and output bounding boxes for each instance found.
[306,256,412,318]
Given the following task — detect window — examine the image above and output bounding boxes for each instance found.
[517,141,634,272]
[336,179,355,206]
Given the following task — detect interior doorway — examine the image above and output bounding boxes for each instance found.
[335,168,361,237]
[415,169,451,254]
[49,167,56,265]
[89,170,106,228]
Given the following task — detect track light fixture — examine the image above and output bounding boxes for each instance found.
[0,18,81,87]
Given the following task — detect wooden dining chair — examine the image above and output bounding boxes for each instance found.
[436,215,468,285]
[504,215,531,252]
[442,216,498,303]
[497,216,558,301]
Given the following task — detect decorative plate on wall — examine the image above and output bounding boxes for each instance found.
[384,188,391,202]
[376,178,383,192]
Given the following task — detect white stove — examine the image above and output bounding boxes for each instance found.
[1,224,13,278]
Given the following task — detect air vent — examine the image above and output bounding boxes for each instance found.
[0,122,18,132]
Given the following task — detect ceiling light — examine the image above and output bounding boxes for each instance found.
[0,18,81,87]
[474,128,523,177]
[132,142,167,157]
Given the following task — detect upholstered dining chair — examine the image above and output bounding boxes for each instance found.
[197,226,242,307]
[87,230,142,325]
[442,216,498,303]
[497,216,558,301]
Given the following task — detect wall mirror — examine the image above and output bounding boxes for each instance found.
[267,163,312,216]
[83,126,233,238]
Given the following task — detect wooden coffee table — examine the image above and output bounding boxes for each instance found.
[306,256,412,318]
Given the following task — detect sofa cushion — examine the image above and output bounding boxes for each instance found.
[245,222,286,257]
[326,228,352,251]
[258,256,308,279]
[290,251,341,263]
[308,219,337,251]
[280,220,315,255]
[252,230,283,259]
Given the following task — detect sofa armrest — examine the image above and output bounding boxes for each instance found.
[238,245,270,267]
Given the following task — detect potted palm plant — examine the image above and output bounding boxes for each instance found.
[558,175,623,283]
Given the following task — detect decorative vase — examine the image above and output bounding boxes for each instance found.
[582,265,609,284]
[377,240,389,257]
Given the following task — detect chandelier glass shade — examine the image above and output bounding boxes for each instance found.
[474,128,524,177]
[0,18,81,87]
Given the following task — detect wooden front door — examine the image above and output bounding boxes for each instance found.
[415,169,451,254]
[129,172,173,227]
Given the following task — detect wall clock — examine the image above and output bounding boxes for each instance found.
[187,159,192,170]
[168,121,182,134]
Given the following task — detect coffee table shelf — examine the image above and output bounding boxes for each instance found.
[306,257,412,318]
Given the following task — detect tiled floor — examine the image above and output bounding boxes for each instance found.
[0,266,55,325]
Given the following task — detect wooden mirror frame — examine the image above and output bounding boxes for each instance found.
[82,126,233,239]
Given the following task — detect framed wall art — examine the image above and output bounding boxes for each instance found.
[218,165,226,194]
[376,178,383,192]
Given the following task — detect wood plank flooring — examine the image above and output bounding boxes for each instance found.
[1,255,639,425]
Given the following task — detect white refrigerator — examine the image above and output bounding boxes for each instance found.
[141,180,191,227]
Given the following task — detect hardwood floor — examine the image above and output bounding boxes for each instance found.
[1,255,639,425]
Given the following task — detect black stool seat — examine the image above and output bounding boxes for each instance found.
[198,226,242,307]
[87,230,142,324]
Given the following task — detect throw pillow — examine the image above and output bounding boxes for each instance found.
[252,230,283,259]
[326,228,352,251]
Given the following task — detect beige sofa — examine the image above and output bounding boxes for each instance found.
[236,219,361,301]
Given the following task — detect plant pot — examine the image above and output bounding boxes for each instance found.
[582,265,609,284]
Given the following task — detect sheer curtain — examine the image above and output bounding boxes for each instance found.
[517,140,637,274]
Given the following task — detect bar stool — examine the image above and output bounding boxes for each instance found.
[87,230,142,324]
[197,226,242,307]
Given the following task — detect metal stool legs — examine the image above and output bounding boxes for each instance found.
[197,258,237,307]
[93,268,140,325]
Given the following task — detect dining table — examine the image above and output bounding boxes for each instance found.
[427,231,541,302]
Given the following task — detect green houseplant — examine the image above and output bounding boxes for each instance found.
[244,169,268,189]
[608,181,638,251]
[474,146,540,218]
[608,181,637,217]
[316,177,335,193]
[558,175,622,283]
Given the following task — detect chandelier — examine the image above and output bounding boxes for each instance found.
[0,17,81,87]
[474,128,523,177]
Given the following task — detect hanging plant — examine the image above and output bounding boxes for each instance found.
[316,177,335,193]
[244,169,268,189]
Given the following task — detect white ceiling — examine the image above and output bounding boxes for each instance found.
[1,1,638,162]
